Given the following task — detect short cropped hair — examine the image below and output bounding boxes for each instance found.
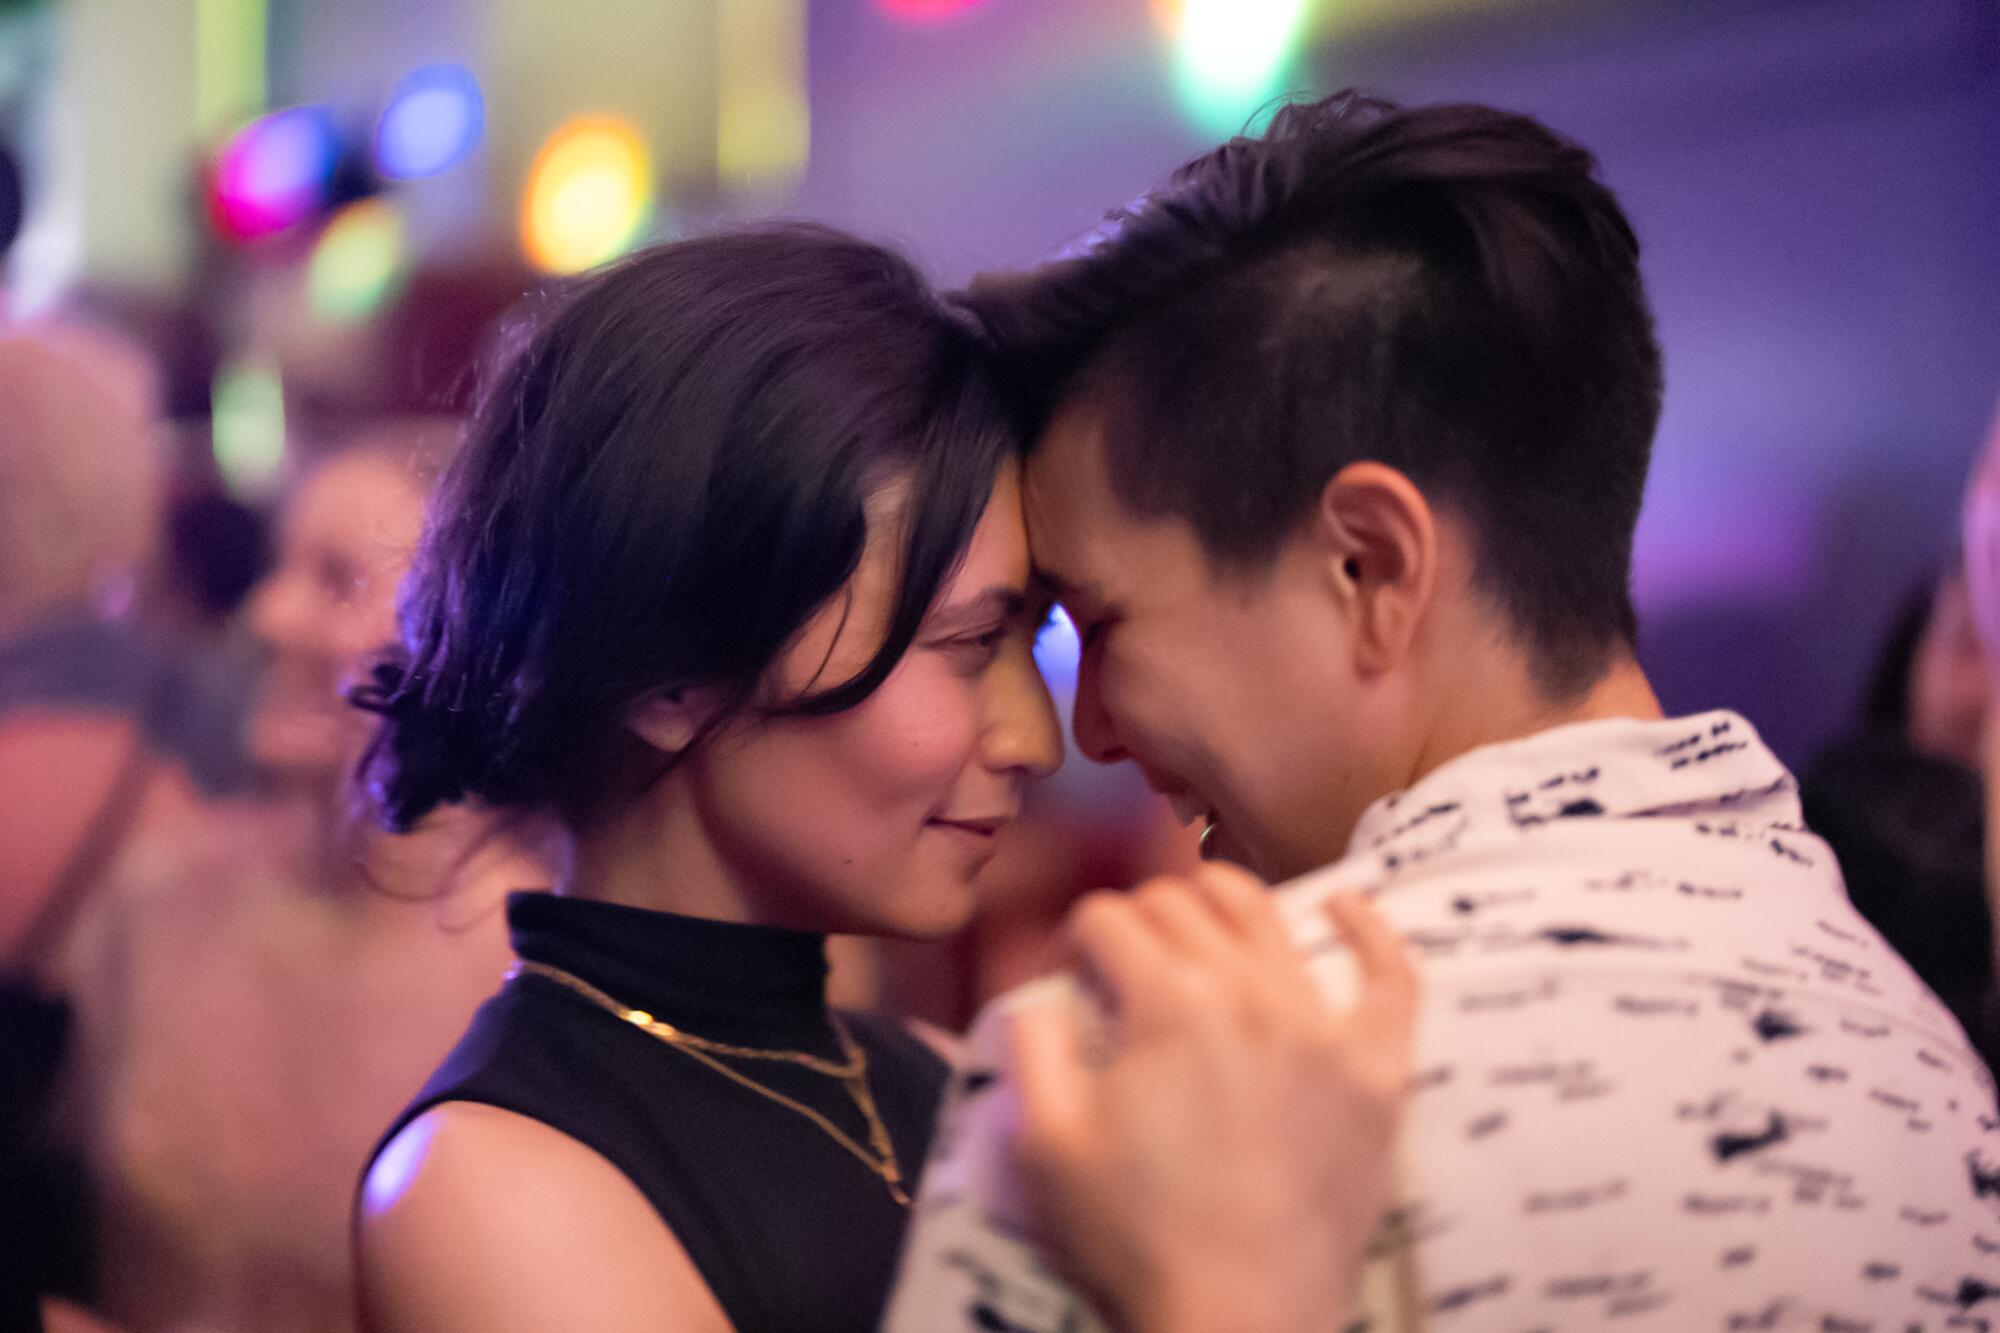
[961,91,1664,695]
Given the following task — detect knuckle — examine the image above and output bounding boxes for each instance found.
[1068,891,1130,938]
[1198,861,1267,901]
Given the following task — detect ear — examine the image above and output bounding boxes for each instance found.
[625,687,724,757]
[1312,461,1438,676]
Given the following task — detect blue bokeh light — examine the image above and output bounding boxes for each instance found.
[374,64,484,180]
[1033,604,1081,693]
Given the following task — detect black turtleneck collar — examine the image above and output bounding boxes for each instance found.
[505,891,838,1054]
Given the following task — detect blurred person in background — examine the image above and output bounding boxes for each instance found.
[1957,394,2000,1074]
[55,419,556,1333]
[1803,563,1992,1068]
[133,488,273,794]
[0,329,205,1333]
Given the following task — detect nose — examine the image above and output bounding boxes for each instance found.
[1069,648,1127,766]
[981,647,1063,783]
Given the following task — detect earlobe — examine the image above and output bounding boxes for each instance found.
[626,688,715,756]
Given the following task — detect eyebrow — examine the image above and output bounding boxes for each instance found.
[925,586,1028,632]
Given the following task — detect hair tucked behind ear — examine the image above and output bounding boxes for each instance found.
[352,226,1018,832]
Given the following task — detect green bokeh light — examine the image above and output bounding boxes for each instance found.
[212,354,285,502]
[309,198,406,322]
[1172,0,1311,137]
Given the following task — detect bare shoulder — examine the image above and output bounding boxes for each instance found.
[357,1101,732,1333]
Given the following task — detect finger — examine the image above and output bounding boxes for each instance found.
[1065,892,1183,1035]
[1004,991,1090,1153]
[1325,891,1419,1041]
[1187,861,1292,956]
[1129,877,1244,971]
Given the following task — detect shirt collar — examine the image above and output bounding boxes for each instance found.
[1345,710,1797,868]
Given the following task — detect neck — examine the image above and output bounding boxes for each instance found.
[1409,650,1662,791]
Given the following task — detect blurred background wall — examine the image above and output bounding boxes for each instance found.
[2,0,1995,768]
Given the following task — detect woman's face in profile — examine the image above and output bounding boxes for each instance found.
[246,452,425,783]
[675,462,1064,938]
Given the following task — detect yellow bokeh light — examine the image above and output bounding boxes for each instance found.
[521,117,654,275]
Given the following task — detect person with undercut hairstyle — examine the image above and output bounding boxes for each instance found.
[885,91,2000,1333]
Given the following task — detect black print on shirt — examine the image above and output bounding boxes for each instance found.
[1684,1192,1774,1216]
[1450,888,1539,915]
[1524,1179,1630,1213]
[1537,925,1677,950]
[1968,1152,2000,1200]
[1752,1008,1808,1042]
[1613,994,1701,1018]
[1958,1278,2000,1309]
[1670,741,1751,770]
[1370,801,1463,848]
[1459,978,1562,1013]
[1722,1296,1789,1329]
[1430,1275,1510,1314]
[1658,718,1735,758]
[1713,1112,1790,1163]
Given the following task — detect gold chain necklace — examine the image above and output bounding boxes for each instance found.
[507,958,910,1207]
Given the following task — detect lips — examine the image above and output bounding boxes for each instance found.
[930,816,1008,838]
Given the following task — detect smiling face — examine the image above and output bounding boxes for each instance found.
[667,461,1064,937]
[1022,400,1420,882]
[247,452,425,786]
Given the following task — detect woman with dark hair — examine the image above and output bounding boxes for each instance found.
[350,227,1054,1333]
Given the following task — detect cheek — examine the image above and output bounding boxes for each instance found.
[837,666,983,809]
[725,667,983,860]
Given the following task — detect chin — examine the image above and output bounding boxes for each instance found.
[865,882,979,941]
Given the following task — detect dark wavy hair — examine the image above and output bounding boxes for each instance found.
[959,90,1664,696]
[351,226,1018,832]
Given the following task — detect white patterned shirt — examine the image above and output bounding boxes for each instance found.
[883,711,2000,1332]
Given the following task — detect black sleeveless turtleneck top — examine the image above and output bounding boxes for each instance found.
[371,892,949,1333]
